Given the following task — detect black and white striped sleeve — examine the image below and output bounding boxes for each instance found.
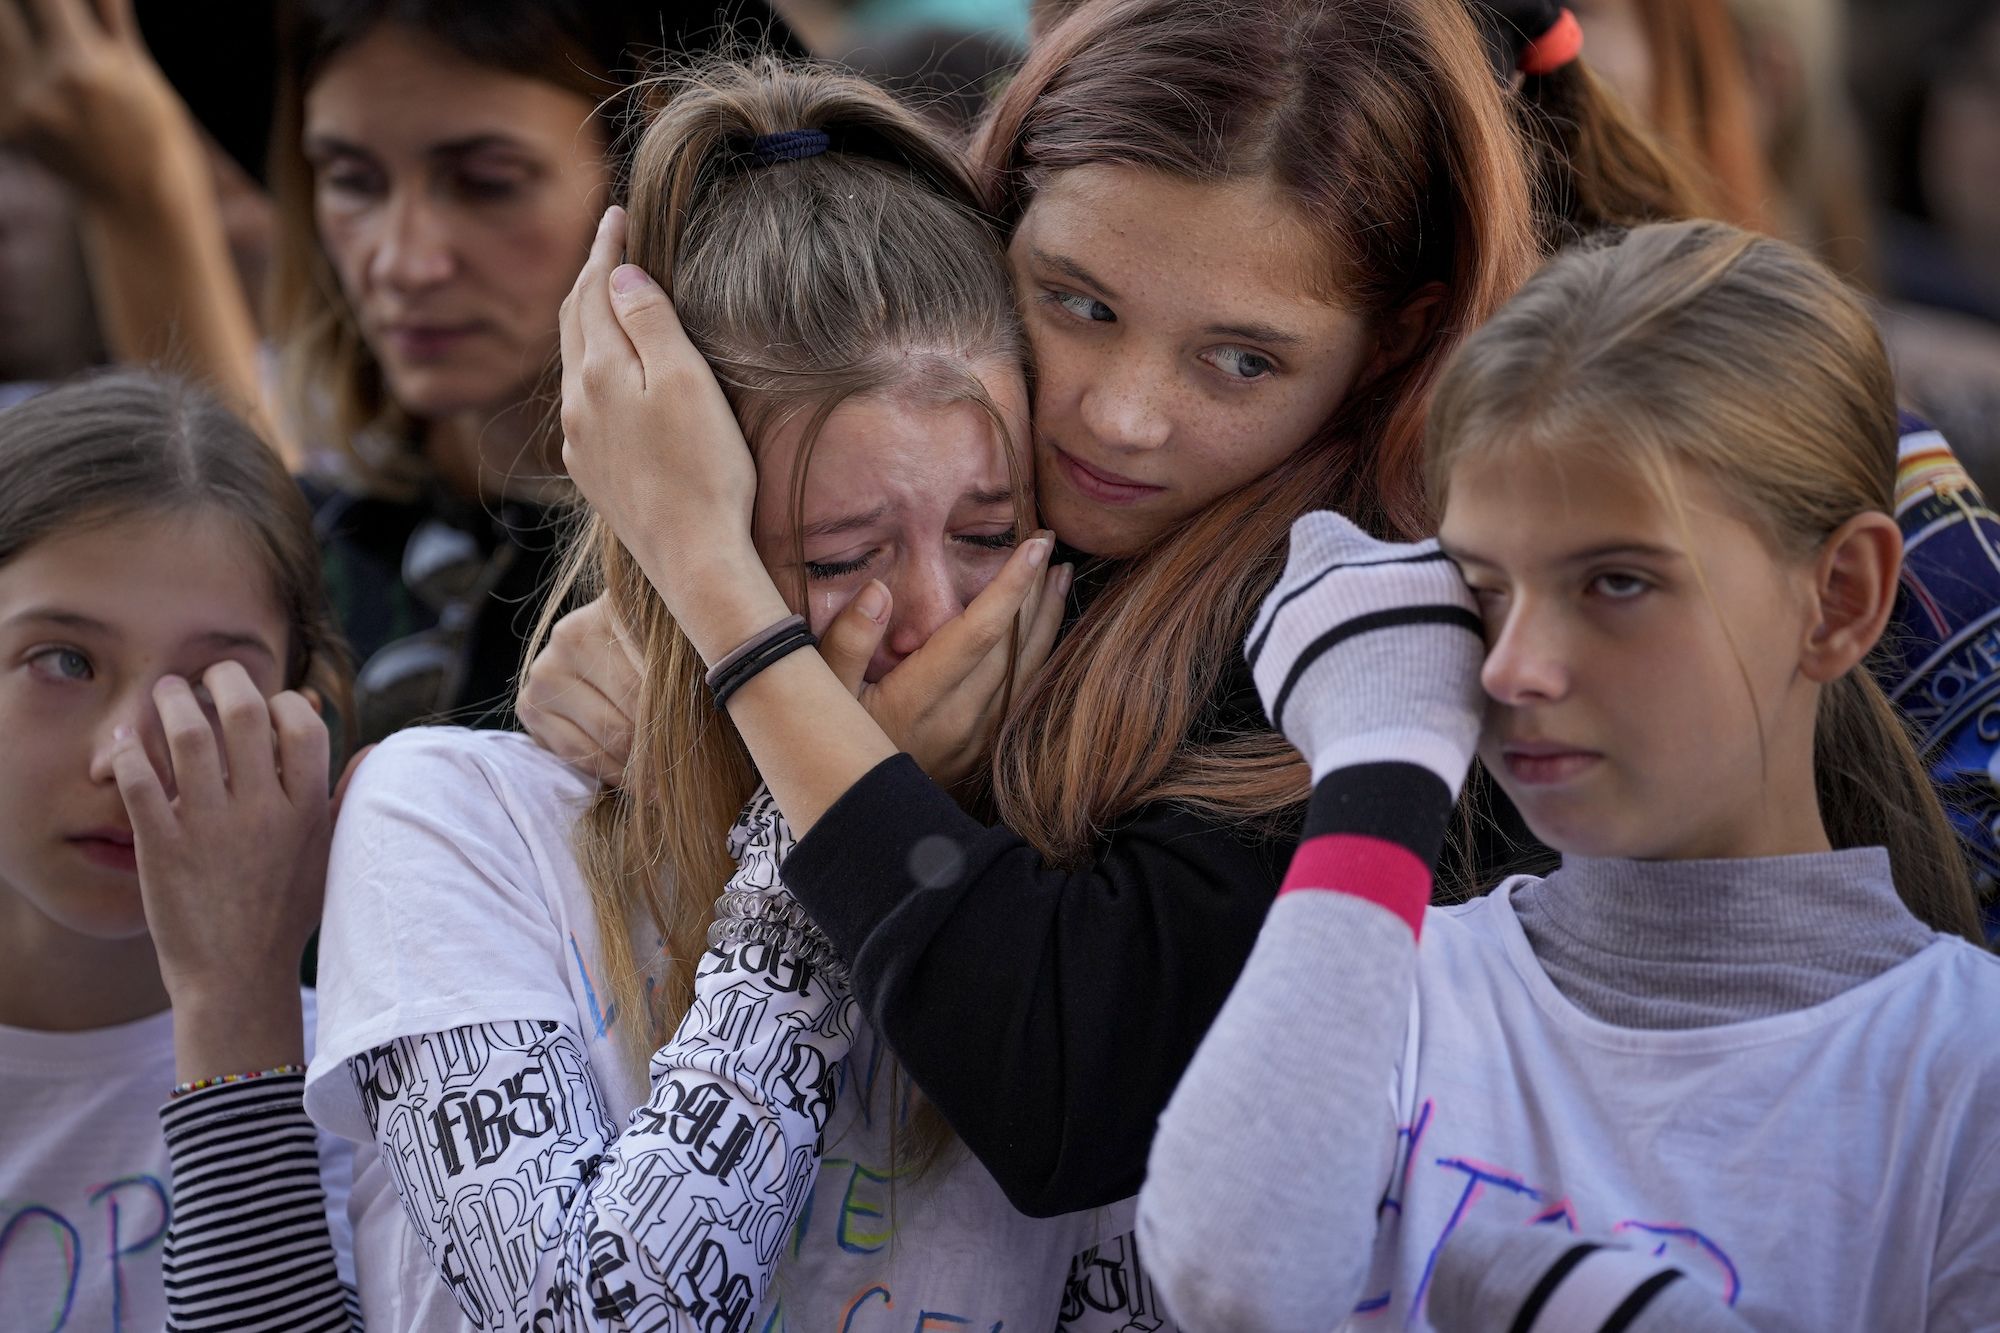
[158,1073,359,1332]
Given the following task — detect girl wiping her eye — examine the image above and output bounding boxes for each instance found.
[0,372,359,1330]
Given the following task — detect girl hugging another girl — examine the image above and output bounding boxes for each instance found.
[306,57,1135,1333]
[1141,220,2000,1331]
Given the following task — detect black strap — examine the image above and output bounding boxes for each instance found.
[1506,1241,1602,1333]
[1600,1270,1684,1333]
[710,623,819,709]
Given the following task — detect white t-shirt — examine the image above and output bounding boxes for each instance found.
[308,727,1151,1332]
[0,993,353,1333]
[1361,880,2000,1331]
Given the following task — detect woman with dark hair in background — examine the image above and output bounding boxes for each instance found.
[0,0,795,749]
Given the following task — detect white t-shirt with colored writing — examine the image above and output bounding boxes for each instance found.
[1361,881,2000,1330]
[0,994,352,1333]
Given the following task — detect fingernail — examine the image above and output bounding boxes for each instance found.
[1057,562,1075,592]
[856,580,890,622]
[1026,536,1053,569]
[611,263,648,295]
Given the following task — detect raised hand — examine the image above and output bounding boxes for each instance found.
[558,205,775,661]
[1245,511,1487,791]
[0,0,185,207]
[109,661,331,1078]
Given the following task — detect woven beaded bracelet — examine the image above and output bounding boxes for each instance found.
[170,1063,307,1099]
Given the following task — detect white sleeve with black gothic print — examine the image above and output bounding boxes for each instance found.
[344,788,859,1329]
[1058,1215,1178,1331]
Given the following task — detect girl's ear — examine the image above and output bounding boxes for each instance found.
[1363,282,1449,382]
[1801,511,1902,684]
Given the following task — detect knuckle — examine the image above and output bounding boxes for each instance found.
[217,693,263,727]
[163,716,211,750]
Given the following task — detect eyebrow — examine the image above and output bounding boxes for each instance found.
[1203,320,1306,349]
[801,504,891,542]
[960,486,1017,509]
[1443,541,1683,568]
[4,608,279,661]
[304,132,535,164]
[1030,248,1120,300]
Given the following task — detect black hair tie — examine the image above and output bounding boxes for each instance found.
[748,129,830,167]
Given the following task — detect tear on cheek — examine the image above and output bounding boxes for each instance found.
[811,587,857,637]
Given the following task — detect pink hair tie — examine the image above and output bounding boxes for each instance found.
[1519,7,1584,76]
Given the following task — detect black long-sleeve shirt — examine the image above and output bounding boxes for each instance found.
[781,654,1301,1217]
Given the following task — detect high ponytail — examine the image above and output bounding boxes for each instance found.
[531,56,1026,1100]
[1466,0,1710,238]
[1512,62,1709,237]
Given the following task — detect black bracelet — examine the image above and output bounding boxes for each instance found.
[708,619,818,710]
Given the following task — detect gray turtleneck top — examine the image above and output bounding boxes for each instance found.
[1511,846,1938,1028]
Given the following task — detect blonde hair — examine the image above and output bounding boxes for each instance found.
[972,0,1542,866]
[534,56,1025,1166]
[1427,220,1981,940]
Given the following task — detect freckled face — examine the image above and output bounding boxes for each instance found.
[304,23,610,422]
[750,363,1033,684]
[0,515,288,942]
[1008,165,1374,558]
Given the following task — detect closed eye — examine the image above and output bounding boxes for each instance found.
[956,532,1018,552]
[804,552,875,581]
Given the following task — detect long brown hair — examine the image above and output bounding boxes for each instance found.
[535,58,1025,1120]
[1426,221,1982,941]
[1510,55,1709,238]
[1464,0,1709,237]
[0,371,354,735]
[1624,0,1778,234]
[971,0,1542,865]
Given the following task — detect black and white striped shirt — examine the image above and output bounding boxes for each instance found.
[157,1074,358,1331]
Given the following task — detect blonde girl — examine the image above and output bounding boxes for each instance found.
[303,57,1160,1333]
[1140,220,1997,1330]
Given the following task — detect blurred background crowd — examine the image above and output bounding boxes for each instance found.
[1,0,1996,740]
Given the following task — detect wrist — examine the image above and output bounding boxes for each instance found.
[168,977,305,1081]
[75,93,206,220]
[653,545,794,667]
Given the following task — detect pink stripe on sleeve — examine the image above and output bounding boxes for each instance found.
[1278,833,1431,939]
